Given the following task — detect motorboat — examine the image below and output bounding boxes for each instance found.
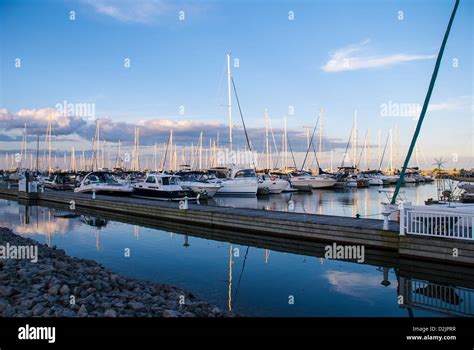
[424,175,435,182]
[361,173,383,186]
[175,171,223,198]
[208,167,258,196]
[457,182,474,193]
[288,171,337,190]
[257,173,289,194]
[403,173,417,183]
[345,174,368,188]
[361,170,390,185]
[42,172,76,191]
[74,171,133,195]
[268,172,299,192]
[132,173,193,200]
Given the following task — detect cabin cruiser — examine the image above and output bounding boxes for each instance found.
[457,182,474,203]
[115,171,146,185]
[257,173,289,194]
[208,167,258,196]
[132,173,193,200]
[175,171,223,198]
[403,173,417,183]
[321,167,357,189]
[42,172,76,191]
[361,172,383,186]
[458,182,474,193]
[424,175,435,182]
[268,172,299,192]
[74,171,133,195]
[344,174,369,188]
[288,171,337,190]
[361,170,389,185]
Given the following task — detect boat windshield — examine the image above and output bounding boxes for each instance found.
[86,173,117,184]
[162,176,178,186]
[234,169,256,178]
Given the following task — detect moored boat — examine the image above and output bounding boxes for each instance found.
[74,171,133,195]
[132,173,193,200]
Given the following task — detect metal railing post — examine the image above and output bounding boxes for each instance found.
[399,202,405,236]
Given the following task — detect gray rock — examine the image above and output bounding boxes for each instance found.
[127,301,145,311]
[0,286,14,297]
[77,304,88,317]
[59,285,70,295]
[62,309,76,317]
[47,285,59,296]
[0,299,10,313]
[163,309,181,317]
[32,304,46,316]
[211,306,221,315]
[104,309,117,317]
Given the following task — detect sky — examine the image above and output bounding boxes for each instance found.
[0,0,473,170]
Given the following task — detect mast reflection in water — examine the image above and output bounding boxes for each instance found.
[0,197,472,317]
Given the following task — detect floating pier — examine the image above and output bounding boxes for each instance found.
[0,186,473,266]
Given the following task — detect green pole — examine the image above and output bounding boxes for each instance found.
[391,0,459,204]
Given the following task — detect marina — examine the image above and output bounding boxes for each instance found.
[1,1,473,344]
[1,179,474,266]
[0,196,473,317]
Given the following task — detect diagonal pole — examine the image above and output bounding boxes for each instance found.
[391,0,459,204]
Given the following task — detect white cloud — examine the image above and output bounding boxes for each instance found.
[428,95,473,112]
[325,270,385,298]
[82,0,169,24]
[322,39,435,73]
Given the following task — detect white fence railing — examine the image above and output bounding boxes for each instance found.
[400,204,474,240]
[402,278,473,317]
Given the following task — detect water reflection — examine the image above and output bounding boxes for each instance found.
[0,197,472,317]
[209,183,437,219]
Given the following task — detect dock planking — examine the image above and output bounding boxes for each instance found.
[1,186,473,265]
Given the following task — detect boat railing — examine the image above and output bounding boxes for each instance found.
[399,277,474,317]
[400,204,474,240]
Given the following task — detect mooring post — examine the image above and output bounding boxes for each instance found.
[398,202,405,236]
[382,206,390,231]
[180,196,189,210]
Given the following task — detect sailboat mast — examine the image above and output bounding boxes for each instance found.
[199,131,203,170]
[47,114,52,174]
[352,109,357,168]
[265,109,269,169]
[389,128,393,173]
[378,129,381,170]
[284,115,287,169]
[319,109,323,169]
[227,53,233,151]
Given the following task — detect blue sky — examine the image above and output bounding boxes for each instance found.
[0,0,472,169]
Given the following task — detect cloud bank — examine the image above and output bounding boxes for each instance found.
[0,108,346,152]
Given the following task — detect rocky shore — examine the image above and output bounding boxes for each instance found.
[0,227,235,317]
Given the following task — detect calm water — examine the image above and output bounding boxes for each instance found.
[0,183,472,317]
[209,182,439,219]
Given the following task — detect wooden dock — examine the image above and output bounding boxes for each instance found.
[1,186,473,266]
